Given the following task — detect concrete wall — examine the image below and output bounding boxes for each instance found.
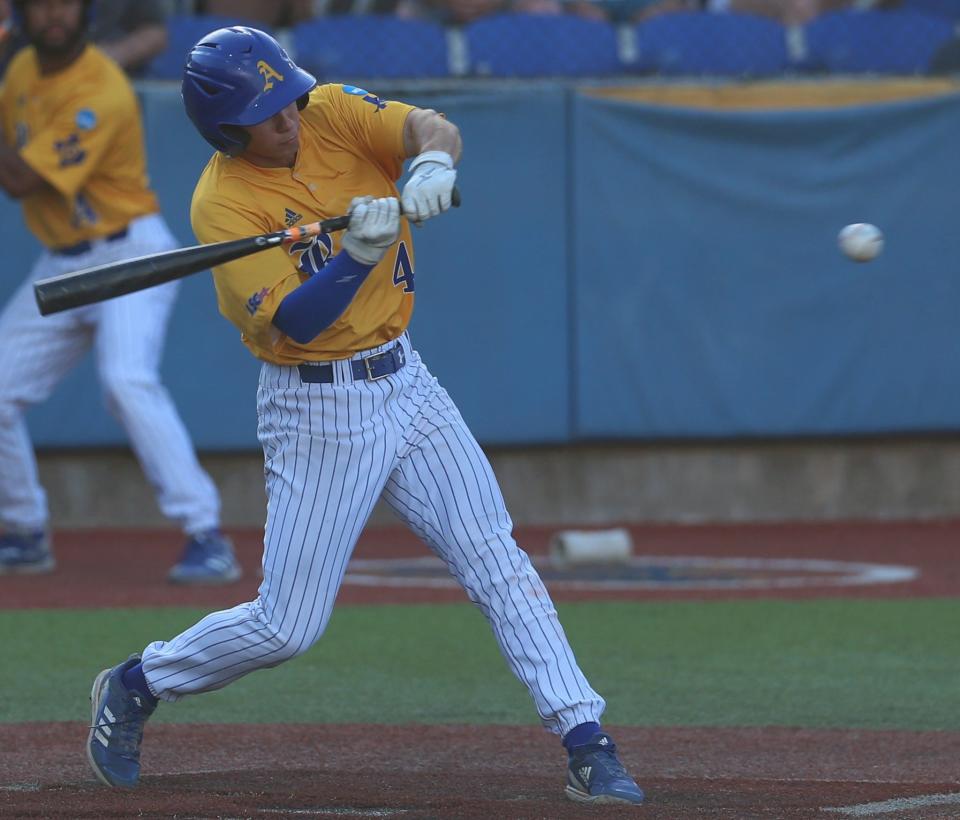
[39,438,960,529]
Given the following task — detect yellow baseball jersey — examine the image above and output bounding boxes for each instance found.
[191,84,416,364]
[0,44,159,249]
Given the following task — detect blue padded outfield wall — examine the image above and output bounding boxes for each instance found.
[1,83,959,448]
[572,90,960,438]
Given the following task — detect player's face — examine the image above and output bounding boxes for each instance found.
[22,0,85,55]
[242,101,301,169]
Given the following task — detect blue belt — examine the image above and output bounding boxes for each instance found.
[53,226,129,257]
[298,342,406,384]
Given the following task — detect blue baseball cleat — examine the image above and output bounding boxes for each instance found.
[168,528,242,585]
[0,529,54,574]
[87,655,156,788]
[565,732,645,806]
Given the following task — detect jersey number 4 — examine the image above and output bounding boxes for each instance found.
[393,241,414,293]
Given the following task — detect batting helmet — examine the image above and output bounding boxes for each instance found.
[12,0,95,30]
[182,27,317,156]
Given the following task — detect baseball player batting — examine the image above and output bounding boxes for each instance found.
[0,0,240,584]
[86,26,644,807]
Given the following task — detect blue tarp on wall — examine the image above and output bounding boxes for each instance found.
[1,84,958,447]
[572,90,960,437]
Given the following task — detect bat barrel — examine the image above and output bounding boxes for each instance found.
[32,186,463,316]
[33,236,277,316]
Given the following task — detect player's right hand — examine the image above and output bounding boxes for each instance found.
[341,196,401,266]
[401,151,457,224]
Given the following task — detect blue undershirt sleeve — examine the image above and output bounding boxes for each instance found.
[271,251,375,344]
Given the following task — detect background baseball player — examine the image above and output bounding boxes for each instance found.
[0,0,170,78]
[86,26,644,806]
[0,0,240,584]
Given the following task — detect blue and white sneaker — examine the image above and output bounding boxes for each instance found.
[565,732,645,805]
[168,528,242,585]
[87,655,156,788]
[0,529,54,574]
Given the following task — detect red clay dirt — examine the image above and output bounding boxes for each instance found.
[1,724,959,819]
[2,519,959,610]
[2,520,959,818]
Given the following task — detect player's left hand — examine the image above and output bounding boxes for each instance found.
[401,151,457,224]
[342,196,401,266]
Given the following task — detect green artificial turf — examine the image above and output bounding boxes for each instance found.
[2,598,958,730]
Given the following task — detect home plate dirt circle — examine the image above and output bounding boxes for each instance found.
[343,554,918,591]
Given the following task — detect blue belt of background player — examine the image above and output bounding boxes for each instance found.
[52,226,129,257]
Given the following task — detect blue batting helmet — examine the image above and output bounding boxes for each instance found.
[181,27,317,155]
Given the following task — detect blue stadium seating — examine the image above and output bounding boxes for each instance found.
[465,14,620,78]
[803,10,956,74]
[146,14,269,80]
[292,17,449,80]
[899,0,960,22]
[632,12,789,77]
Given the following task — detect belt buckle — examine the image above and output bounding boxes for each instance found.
[363,351,390,381]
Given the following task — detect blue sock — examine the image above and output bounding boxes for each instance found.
[563,721,602,751]
[121,662,159,708]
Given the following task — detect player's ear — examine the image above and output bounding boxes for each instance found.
[220,125,250,157]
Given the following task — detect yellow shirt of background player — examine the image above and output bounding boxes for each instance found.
[0,44,159,250]
[191,84,416,364]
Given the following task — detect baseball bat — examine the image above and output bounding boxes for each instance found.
[33,187,460,317]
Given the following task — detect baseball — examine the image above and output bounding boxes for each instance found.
[838,223,884,262]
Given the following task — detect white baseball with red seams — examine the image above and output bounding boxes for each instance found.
[838,223,884,262]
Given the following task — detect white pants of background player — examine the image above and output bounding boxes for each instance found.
[140,333,605,735]
[0,212,220,534]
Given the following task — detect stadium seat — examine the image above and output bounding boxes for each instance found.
[146,15,269,80]
[803,10,956,74]
[465,14,620,78]
[632,12,789,77]
[292,17,450,81]
[899,0,960,22]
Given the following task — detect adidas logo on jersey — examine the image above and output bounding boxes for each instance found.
[284,208,303,228]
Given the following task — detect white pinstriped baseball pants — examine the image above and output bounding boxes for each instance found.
[141,333,605,735]
[0,214,220,534]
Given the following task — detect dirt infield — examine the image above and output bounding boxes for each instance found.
[2,724,959,819]
[2,519,959,609]
[2,519,959,817]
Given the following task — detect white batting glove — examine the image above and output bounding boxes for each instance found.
[341,196,401,266]
[400,150,457,224]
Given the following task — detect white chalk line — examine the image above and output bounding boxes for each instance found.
[343,555,918,592]
[822,791,960,816]
[660,774,958,787]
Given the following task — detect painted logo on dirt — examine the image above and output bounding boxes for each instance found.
[343,555,917,591]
